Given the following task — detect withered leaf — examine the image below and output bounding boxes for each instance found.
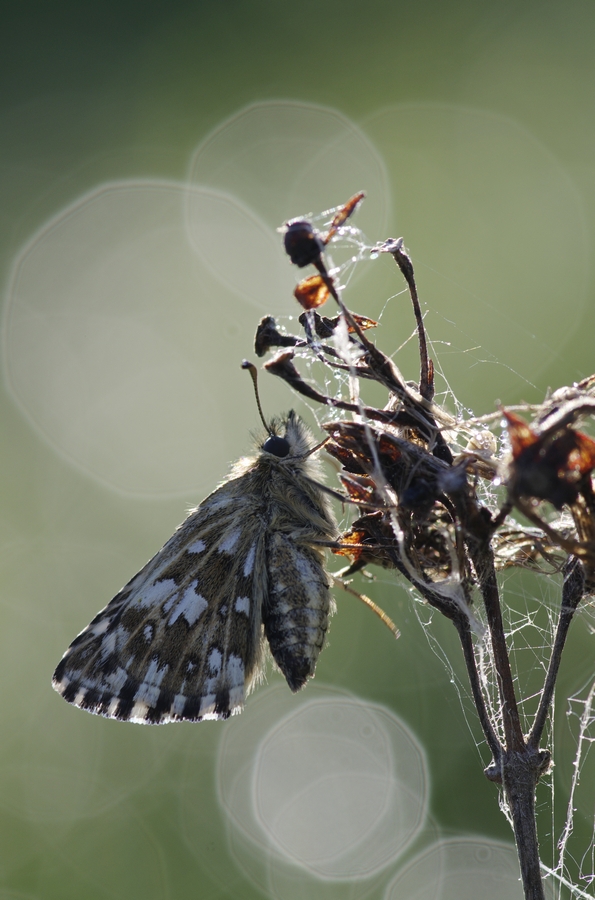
[504,410,595,509]
[294,274,331,310]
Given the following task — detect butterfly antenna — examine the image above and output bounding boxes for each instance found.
[242,360,271,433]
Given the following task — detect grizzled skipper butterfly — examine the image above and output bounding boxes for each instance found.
[52,363,337,723]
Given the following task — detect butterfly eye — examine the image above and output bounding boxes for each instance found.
[263,435,290,457]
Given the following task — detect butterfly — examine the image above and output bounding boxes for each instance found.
[52,409,337,723]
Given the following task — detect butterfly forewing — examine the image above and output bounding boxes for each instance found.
[52,412,337,723]
[53,482,269,723]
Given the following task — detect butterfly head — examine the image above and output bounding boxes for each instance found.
[261,411,317,461]
[241,364,318,462]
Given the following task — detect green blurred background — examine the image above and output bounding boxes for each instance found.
[1,2,594,898]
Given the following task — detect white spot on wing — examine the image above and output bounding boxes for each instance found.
[208,648,222,675]
[53,674,71,694]
[187,539,206,554]
[90,617,111,636]
[199,687,243,719]
[228,685,244,714]
[226,654,244,687]
[199,693,217,718]
[243,543,256,576]
[133,658,169,705]
[219,528,241,554]
[139,578,177,609]
[99,628,118,661]
[144,657,167,683]
[98,624,129,662]
[168,694,184,716]
[106,667,128,694]
[130,701,149,721]
[167,582,208,626]
[235,596,250,615]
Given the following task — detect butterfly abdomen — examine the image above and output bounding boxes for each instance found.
[263,531,332,691]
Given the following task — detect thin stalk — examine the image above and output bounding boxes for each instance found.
[380,237,434,401]
[528,556,585,751]
[453,616,502,765]
[469,538,525,753]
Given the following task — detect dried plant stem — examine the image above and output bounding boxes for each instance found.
[273,198,595,900]
[379,237,434,401]
[464,520,552,897]
[503,753,547,900]
[472,540,525,752]
[453,616,502,761]
[528,556,585,751]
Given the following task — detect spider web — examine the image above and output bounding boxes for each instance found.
[273,208,595,900]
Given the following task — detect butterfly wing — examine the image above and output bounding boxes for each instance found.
[52,481,267,723]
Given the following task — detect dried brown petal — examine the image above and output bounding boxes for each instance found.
[339,472,384,506]
[298,310,378,338]
[504,410,595,508]
[294,274,331,310]
[323,191,365,244]
[332,512,396,573]
[347,313,378,332]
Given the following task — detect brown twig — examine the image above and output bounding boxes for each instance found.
[377,237,434,401]
[528,556,585,751]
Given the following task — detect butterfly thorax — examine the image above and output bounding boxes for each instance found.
[251,415,338,692]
